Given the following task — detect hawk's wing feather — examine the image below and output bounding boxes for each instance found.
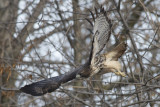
[90,7,112,65]
[104,42,127,60]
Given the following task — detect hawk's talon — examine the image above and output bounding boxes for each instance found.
[113,70,126,77]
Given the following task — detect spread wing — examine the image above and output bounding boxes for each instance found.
[20,62,90,96]
[20,76,61,96]
[79,7,112,77]
[89,7,112,65]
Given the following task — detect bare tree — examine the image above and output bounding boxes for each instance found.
[0,0,160,107]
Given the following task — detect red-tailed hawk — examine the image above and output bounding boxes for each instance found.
[20,6,126,96]
[89,7,112,76]
[80,6,126,77]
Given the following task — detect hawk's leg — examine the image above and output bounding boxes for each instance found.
[102,60,126,77]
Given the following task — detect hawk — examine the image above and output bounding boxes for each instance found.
[20,6,126,96]
[80,6,126,77]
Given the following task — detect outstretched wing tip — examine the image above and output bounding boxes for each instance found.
[20,70,78,96]
[20,77,61,96]
[20,83,45,96]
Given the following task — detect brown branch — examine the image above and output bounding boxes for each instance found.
[61,88,92,107]
[0,86,19,92]
[124,99,160,107]
[16,0,49,44]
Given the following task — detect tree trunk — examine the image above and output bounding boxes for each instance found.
[0,0,19,105]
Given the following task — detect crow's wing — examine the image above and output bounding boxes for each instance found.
[20,62,90,96]
[20,76,61,96]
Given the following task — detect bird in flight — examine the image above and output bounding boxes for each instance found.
[79,6,126,77]
[20,6,126,96]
